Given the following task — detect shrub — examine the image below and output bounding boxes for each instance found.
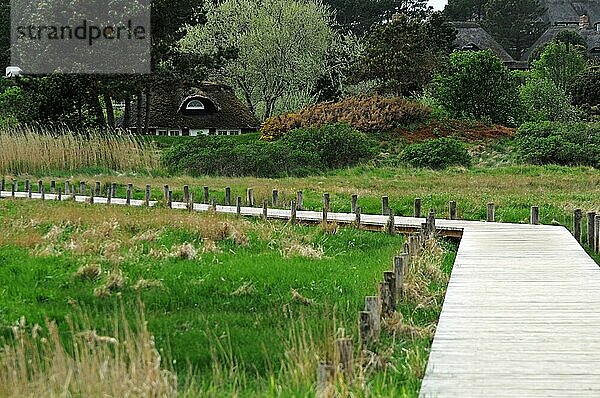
[515,122,600,167]
[260,95,431,140]
[519,78,580,122]
[401,137,471,169]
[163,124,376,177]
[431,50,520,125]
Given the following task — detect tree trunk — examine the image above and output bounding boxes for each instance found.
[91,93,105,129]
[123,95,131,129]
[136,90,143,135]
[143,89,151,134]
[103,92,115,130]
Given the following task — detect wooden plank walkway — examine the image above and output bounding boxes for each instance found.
[3,190,600,395]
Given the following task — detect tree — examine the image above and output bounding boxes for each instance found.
[180,0,334,120]
[571,68,600,107]
[483,0,547,59]
[531,41,587,92]
[431,50,519,124]
[445,0,487,22]
[519,77,579,122]
[350,12,456,96]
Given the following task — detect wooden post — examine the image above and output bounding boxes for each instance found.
[382,196,390,216]
[11,179,15,197]
[316,362,336,397]
[355,206,361,228]
[379,281,392,317]
[168,191,173,209]
[188,191,194,212]
[358,311,372,344]
[296,191,303,210]
[335,338,354,382]
[225,187,231,206]
[212,197,217,211]
[427,209,436,235]
[290,200,297,225]
[588,212,596,248]
[95,181,101,196]
[394,255,407,298]
[126,183,132,205]
[351,194,358,214]
[323,193,330,223]
[38,180,43,193]
[145,185,150,206]
[364,296,381,340]
[0,177,4,192]
[183,185,190,204]
[262,199,268,220]
[28,185,32,198]
[50,180,55,194]
[203,186,209,204]
[247,188,254,207]
[106,186,112,204]
[414,198,422,218]
[40,185,45,200]
[386,211,395,235]
[57,187,62,201]
[272,189,278,207]
[80,181,86,196]
[449,201,457,220]
[111,183,117,198]
[595,215,600,254]
[384,271,396,311]
[236,196,242,217]
[163,185,169,202]
[89,188,94,205]
[24,179,29,193]
[531,206,540,225]
[574,209,582,243]
[487,202,495,222]
[64,181,70,195]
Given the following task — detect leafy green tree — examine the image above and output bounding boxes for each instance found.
[531,41,587,91]
[445,0,487,22]
[350,12,456,96]
[180,0,334,120]
[431,50,519,124]
[555,30,587,50]
[571,68,600,107]
[519,77,579,122]
[483,0,547,59]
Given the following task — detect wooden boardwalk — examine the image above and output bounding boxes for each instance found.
[3,190,600,395]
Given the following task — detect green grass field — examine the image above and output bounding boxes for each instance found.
[0,198,455,396]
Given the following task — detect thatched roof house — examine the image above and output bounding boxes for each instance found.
[124,82,259,136]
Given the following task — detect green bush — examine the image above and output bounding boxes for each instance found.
[519,78,580,123]
[401,137,471,169]
[516,122,600,167]
[163,124,376,177]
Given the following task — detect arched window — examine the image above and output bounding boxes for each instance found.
[186,99,205,110]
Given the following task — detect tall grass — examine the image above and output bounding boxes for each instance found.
[0,125,160,175]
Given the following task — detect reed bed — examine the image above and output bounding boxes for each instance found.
[0,125,160,175]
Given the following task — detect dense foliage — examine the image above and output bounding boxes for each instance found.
[260,96,431,140]
[401,137,471,169]
[431,50,519,125]
[516,122,600,167]
[164,124,376,177]
[519,78,579,123]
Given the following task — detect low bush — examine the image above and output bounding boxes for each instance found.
[401,137,471,169]
[260,95,431,140]
[515,122,600,167]
[163,124,376,177]
[519,78,580,123]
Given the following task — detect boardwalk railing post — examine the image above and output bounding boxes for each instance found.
[168,191,173,209]
[449,201,457,220]
[427,209,436,236]
[64,181,70,195]
[351,194,358,214]
[38,180,43,193]
[58,187,62,201]
[80,181,86,196]
[28,184,32,199]
[574,209,582,243]
[386,210,395,235]
[247,188,254,207]
[11,179,16,197]
[40,185,45,200]
[188,191,194,212]
[487,202,495,222]
[89,187,94,205]
[290,200,297,225]
[335,338,354,383]
[106,186,112,204]
[111,183,117,198]
[163,185,169,202]
[0,177,4,192]
[183,185,190,204]
[236,196,242,217]
[262,199,268,220]
[212,197,217,211]
[531,206,540,225]
[126,183,132,205]
[225,187,231,206]
[382,196,390,216]
[202,186,209,204]
[394,255,406,298]
[364,296,381,340]
[414,198,422,218]
[95,181,101,196]
[145,185,151,206]
[323,193,330,223]
[24,179,29,193]
[50,180,55,194]
[588,212,596,248]
[296,191,303,210]
[272,189,278,207]
[355,206,361,228]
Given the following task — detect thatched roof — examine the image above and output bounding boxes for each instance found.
[540,0,600,25]
[451,22,515,63]
[521,26,600,61]
[126,82,259,130]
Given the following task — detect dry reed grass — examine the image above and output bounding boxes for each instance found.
[0,303,178,397]
[0,124,160,174]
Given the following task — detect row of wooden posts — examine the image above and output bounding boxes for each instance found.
[317,226,428,393]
